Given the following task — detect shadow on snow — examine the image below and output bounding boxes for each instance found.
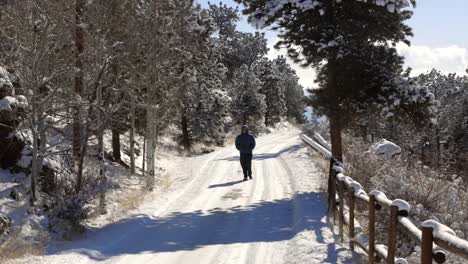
[208,180,245,188]
[218,144,304,162]
[47,192,346,262]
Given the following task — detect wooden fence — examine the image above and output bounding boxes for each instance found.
[301,134,468,264]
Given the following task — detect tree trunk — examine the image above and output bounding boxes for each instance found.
[181,111,191,151]
[329,112,343,161]
[75,96,95,194]
[361,125,368,143]
[98,134,107,214]
[97,82,107,215]
[326,0,343,162]
[129,94,136,174]
[31,90,48,206]
[327,57,343,161]
[73,0,85,193]
[145,108,156,190]
[30,108,39,206]
[112,128,121,162]
[36,113,47,202]
[145,124,157,190]
[142,135,146,177]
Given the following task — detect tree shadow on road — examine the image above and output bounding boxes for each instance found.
[46,192,351,263]
[218,144,304,162]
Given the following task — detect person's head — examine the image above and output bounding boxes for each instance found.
[241,125,249,134]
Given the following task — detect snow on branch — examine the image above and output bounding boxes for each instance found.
[249,0,414,28]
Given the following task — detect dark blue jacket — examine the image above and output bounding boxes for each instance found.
[235,133,256,154]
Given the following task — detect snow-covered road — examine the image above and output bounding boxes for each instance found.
[11,129,352,264]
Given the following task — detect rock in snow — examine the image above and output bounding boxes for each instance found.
[370,139,401,159]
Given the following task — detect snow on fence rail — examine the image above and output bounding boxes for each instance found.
[300,134,331,158]
[301,134,468,264]
[313,132,331,151]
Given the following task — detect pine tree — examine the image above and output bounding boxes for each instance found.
[231,65,266,126]
[274,56,304,124]
[185,7,230,146]
[237,0,416,161]
[136,0,183,188]
[255,58,286,127]
[208,2,268,80]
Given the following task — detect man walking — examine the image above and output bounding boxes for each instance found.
[235,125,256,181]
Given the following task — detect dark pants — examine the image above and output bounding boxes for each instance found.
[240,153,253,178]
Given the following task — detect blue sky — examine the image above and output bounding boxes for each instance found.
[198,0,468,86]
[409,0,468,49]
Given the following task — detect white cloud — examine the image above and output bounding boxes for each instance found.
[397,44,468,76]
[266,38,317,89]
[266,37,468,89]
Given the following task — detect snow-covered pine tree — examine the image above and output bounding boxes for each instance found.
[160,3,229,150]
[231,65,266,126]
[208,2,268,80]
[254,58,286,127]
[185,21,230,146]
[187,81,230,146]
[133,0,182,188]
[391,70,468,176]
[273,56,305,124]
[207,1,239,38]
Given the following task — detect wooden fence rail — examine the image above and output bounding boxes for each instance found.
[301,134,468,264]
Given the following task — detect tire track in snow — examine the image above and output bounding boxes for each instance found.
[208,139,269,264]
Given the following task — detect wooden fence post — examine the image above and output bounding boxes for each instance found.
[369,194,376,264]
[348,189,355,252]
[330,160,337,224]
[387,205,399,264]
[421,226,434,264]
[328,158,335,218]
[338,180,344,242]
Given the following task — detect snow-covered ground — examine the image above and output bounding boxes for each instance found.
[7,129,352,264]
